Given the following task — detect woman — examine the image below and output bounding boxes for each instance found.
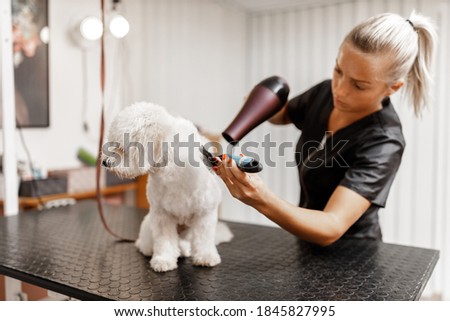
[213,12,437,246]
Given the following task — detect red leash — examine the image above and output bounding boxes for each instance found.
[95,0,135,242]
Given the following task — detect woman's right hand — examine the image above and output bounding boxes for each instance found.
[212,155,271,209]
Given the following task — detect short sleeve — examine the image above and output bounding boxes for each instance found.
[339,134,404,207]
[286,80,330,130]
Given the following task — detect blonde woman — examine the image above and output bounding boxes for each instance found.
[213,12,438,246]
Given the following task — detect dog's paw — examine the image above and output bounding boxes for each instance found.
[193,252,221,267]
[135,239,153,257]
[150,256,178,272]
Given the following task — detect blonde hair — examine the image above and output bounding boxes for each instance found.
[344,11,438,116]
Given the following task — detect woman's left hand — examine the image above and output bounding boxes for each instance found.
[212,155,268,208]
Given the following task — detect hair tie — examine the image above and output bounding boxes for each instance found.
[406,19,416,30]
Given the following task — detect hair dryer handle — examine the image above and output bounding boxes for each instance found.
[222,76,290,145]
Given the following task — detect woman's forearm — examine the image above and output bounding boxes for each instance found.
[253,191,343,246]
[268,105,291,124]
[213,156,352,246]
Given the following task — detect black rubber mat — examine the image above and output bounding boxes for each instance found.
[0,200,439,300]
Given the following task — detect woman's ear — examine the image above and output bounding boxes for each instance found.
[385,81,404,96]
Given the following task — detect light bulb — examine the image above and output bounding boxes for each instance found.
[40,26,50,44]
[109,15,129,38]
[79,16,103,41]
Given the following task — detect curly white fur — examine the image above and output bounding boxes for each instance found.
[102,102,232,272]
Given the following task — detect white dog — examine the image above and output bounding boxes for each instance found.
[102,102,232,272]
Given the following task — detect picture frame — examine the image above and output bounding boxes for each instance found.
[11,0,49,128]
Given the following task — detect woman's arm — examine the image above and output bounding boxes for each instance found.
[213,157,370,246]
[268,105,292,125]
[258,185,371,246]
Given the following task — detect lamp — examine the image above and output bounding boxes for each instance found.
[75,14,129,44]
[79,16,103,41]
[109,14,129,38]
[40,26,50,44]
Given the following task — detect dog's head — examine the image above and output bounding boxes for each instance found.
[102,102,175,178]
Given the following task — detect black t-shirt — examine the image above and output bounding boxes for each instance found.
[287,79,405,240]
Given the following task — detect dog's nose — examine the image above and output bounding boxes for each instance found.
[102,159,109,167]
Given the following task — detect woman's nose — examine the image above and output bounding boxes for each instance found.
[334,81,348,99]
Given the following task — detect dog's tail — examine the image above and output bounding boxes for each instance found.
[215,221,234,245]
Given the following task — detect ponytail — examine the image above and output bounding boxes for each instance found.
[345,11,438,116]
[405,11,438,116]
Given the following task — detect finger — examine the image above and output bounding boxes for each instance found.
[212,156,222,167]
[213,157,234,185]
[222,177,235,188]
[212,157,223,174]
[219,155,234,178]
[214,161,235,189]
[226,157,252,185]
[221,158,253,188]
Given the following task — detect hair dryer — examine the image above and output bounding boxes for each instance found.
[222,76,290,145]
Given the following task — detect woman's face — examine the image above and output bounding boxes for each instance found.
[332,41,397,113]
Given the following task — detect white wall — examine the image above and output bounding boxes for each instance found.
[131,0,248,130]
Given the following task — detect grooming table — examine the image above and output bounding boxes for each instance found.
[0,200,438,300]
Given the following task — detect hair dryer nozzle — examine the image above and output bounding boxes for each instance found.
[222,76,290,145]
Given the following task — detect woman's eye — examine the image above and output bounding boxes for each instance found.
[354,83,365,90]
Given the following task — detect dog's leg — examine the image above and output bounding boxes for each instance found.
[135,212,154,256]
[190,208,221,267]
[178,227,192,257]
[149,211,180,272]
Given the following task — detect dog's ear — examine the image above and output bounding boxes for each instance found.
[150,139,173,171]
[140,123,172,171]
